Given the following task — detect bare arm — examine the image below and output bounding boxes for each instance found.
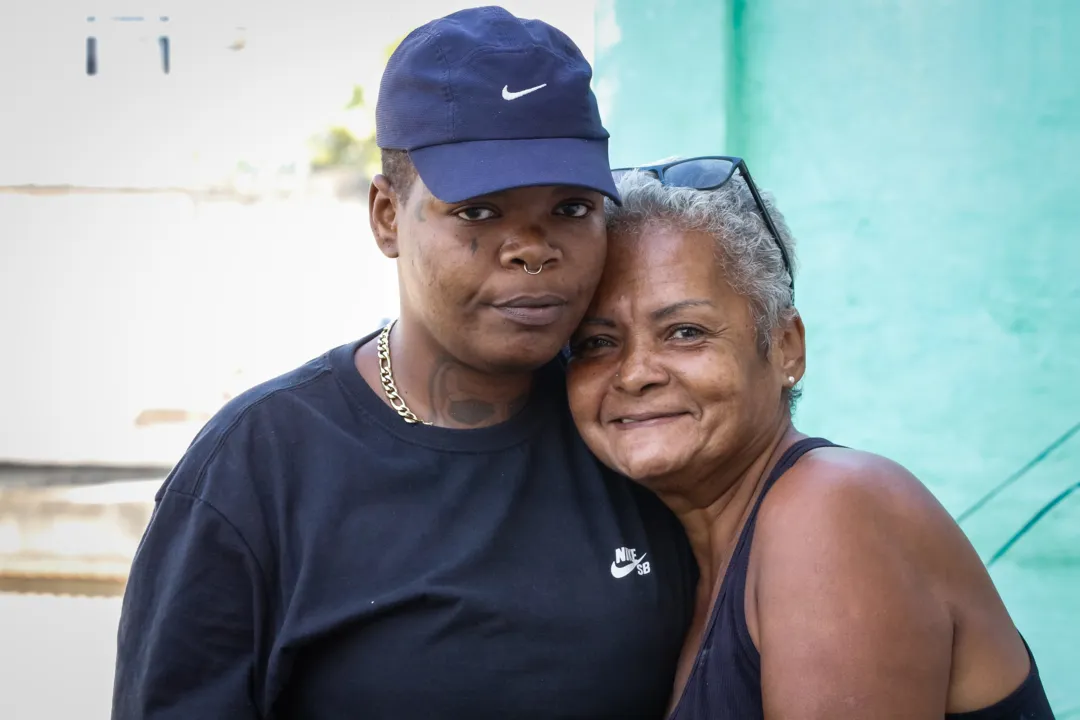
[749,453,954,719]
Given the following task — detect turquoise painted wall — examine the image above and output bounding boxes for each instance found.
[597,0,1080,709]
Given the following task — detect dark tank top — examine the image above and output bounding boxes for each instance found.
[669,437,1056,720]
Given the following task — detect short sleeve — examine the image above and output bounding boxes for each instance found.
[112,488,268,719]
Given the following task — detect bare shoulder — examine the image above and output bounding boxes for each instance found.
[746,447,959,715]
[776,445,934,503]
[753,445,980,604]
[748,447,1031,715]
[761,446,952,539]
[751,443,1019,643]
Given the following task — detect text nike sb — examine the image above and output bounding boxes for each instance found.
[610,546,651,578]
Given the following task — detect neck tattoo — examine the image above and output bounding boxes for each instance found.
[377,320,531,428]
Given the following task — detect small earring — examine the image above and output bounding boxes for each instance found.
[787,376,795,385]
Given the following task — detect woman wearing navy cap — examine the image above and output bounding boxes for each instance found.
[111,7,694,720]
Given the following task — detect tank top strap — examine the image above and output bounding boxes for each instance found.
[667,437,841,719]
[723,437,839,671]
[733,437,838,562]
[727,437,837,571]
[754,437,837,515]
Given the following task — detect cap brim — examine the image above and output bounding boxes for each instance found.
[408,137,621,205]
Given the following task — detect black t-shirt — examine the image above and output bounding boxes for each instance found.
[113,331,696,719]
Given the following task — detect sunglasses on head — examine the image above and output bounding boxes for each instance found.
[611,156,794,293]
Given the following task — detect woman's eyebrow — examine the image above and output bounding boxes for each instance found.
[580,300,715,328]
[651,299,714,321]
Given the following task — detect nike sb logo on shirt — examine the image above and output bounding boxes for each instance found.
[610,546,651,578]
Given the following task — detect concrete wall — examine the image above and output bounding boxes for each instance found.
[596,0,1080,708]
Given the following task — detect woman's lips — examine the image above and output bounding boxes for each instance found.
[492,304,566,326]
[490,295,568,327]
[610,412,689,428]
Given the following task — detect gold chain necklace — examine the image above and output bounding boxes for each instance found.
[377,320,432,425]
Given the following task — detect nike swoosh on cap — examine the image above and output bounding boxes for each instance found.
[502,83,547,100]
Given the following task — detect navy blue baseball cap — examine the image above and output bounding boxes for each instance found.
[375,6,619,204]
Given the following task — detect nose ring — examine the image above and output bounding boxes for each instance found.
[523,263,543,275]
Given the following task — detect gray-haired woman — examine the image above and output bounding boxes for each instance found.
[566,157,1054,719]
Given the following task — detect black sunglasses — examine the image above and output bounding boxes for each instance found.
[611,156,794,293]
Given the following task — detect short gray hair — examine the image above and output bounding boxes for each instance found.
[605,168,798,352]
[605,167,801,412]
